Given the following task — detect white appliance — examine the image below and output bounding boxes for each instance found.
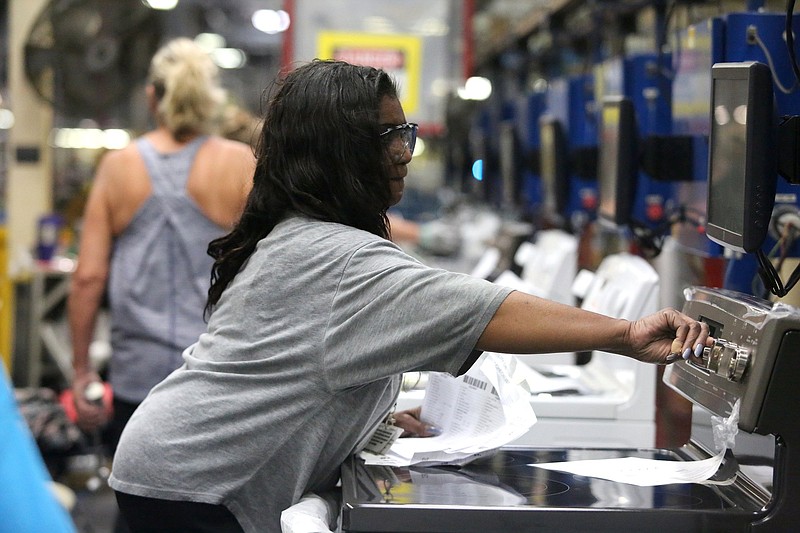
[515,229,578,305]
[510,252,660,447]
[396,252,660,449]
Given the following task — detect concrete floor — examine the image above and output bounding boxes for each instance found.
[57,454,119,533]
[70,485,118,533]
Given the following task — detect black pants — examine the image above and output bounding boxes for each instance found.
[115,492,244,533]
[104,398,140,533]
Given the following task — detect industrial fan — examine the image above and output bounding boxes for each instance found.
[24,0,161,119]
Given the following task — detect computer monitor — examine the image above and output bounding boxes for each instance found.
[538,115,570,219]
[498,121,523,207]
[706,62,776,253]
[597,96,638,227]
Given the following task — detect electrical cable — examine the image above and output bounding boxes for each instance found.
[630,219,666,258]
[628,204,706,259]
[756,247,800,297]
[775,222,794,274]
[752,29,797,93]
[754,222,797,296]
[658,0,679,80]
[756,249,785,296]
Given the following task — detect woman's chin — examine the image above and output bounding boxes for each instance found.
[389,180,404,205]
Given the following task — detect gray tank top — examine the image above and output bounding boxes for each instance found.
[108,136,225,402]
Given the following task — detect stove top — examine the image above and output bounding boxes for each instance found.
[342,288,800,532]
[341,446,765,532]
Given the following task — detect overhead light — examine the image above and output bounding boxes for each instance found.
[195,33,226,52]
[733,104,748,125]
[458,77,492,101]
[413,18,449,36]
[50,128,132,149]
[103,129,132,149]
[714,105,730,126]
[0,109,15,129]
[211,48,247,69]
[362,16,394,34]
[252,9,290,34]
[142,0,179,10]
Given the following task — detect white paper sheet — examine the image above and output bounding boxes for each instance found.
[532,449,726,486]
[361,354,537,467]
[532,400,742,486]
[361,356,742,487]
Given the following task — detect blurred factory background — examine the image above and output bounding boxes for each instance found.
[3,1,800,531]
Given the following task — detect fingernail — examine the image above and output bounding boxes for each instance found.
[671,339,683,353]
[682,347,692,360]
[425,425,442,436]
[665,353,679,363]
[694,343,704,357]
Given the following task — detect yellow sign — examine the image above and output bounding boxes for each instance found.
[317,31,422,114]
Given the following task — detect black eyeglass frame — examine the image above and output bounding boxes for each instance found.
[379,122,419,156]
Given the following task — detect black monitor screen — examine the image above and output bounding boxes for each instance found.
[706,62,775,253]
[598,96,638,226]
[498,121,522,207]
[538,115,569,218]
[708,79,747,236]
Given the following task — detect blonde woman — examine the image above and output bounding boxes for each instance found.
[68,38,255,447]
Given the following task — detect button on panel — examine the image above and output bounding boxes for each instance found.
[699,339,751,383]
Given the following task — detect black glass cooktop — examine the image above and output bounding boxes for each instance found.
[341,447,765,533]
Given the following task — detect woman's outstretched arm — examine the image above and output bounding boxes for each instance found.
[476,291,711,365]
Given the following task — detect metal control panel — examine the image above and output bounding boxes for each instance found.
[699,338,750,383]
[664,286,800,433]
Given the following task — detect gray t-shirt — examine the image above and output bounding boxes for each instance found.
[108,216,512,533]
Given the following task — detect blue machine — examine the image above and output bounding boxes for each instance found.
[467,105,496,204]
[543,74,599,231]
[468,88,530,213]
[566,74,601,226]
[516,88,548,218]
[668,18,725,258]
[596,51,676,246]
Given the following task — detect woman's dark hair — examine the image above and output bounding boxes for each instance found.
[205,60,399,316]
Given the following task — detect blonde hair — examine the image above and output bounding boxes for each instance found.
[148,38,225,141]
[218,103,261,147]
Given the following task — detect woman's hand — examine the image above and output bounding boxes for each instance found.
[622,308,713,365]
[393,407,441,438]
[71,371,109,432]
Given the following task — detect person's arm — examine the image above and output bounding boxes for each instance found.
[476,290,711,365]
[388,213,461,255]
[67,156,115,431]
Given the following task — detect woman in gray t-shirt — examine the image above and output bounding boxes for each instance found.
[109,60,712,533]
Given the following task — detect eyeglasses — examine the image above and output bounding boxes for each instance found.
[380,122,419,157]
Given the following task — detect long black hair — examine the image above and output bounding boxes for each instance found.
[205,60,399,316]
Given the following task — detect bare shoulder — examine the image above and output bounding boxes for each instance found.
[94,144,148,192]
[96,143,141,173]
[205,136,255,187]
[189,136,253,227]
[204,136,255,160]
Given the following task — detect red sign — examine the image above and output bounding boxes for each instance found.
[333,48,406,69]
